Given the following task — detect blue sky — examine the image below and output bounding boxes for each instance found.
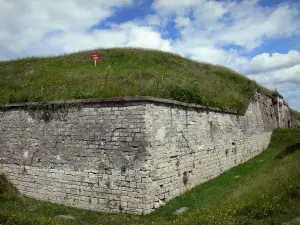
[1,0,300,110]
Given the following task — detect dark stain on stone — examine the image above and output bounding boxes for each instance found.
[183,172,188,186]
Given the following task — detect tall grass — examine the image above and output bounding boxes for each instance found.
[0,47,274,113]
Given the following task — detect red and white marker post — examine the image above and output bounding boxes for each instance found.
[91,54,101,67]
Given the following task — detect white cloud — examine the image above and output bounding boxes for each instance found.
[46,30,128,53]
[174,17,191,28]
[216,2,300,51]
[120,23,173,51]
[193,0,228,23]
[241,50,300,74]
[152,0,201,16]
[176,45,248,69]
[0,0,133,54]
[143,15,162,26]
[0,0,174,59]
[5,22,172,58]
[248,64,300,85]
[152,0,300,51]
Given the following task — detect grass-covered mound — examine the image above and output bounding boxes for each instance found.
[0,48,273,113]
[0,128,299,225]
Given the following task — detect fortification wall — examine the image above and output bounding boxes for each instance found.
[144,93,276,208]
[0,93,292,214]
[0,102,152,214]
[291,112,300,129]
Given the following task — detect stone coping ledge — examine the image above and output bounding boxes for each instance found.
[0,96,239,115]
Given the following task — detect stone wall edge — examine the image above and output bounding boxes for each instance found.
[0,96,239,115]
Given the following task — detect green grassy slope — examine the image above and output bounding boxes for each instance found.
[0,48,273,113]
[0,128,299,225]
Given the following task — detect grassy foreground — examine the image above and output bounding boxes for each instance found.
[0,48,273,113]
[0,128,300,225]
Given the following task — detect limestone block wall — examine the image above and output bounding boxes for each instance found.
[144,94,276,209]
[0,102,154,214]
[280,104,291,128]
[257,94,278,131]
[274,97,292,129]
[291,114,300,128]
[0,93,293,214]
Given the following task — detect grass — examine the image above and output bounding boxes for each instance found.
[0,47,275,113]
[0,128,300,225]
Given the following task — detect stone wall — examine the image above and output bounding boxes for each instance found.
[0,93,294,214]
[290,111,300,129]
[144,93,276,208]
[0,102,154,214]
[256,93,279,131]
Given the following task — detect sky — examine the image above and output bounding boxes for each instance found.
[0,0,300,111]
